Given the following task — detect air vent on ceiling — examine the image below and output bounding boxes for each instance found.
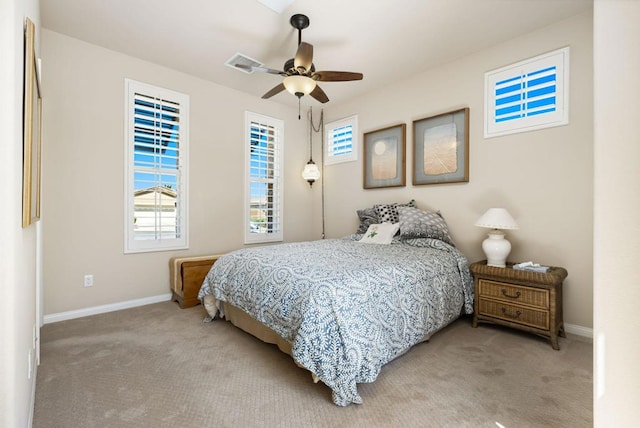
[225,53,263,74]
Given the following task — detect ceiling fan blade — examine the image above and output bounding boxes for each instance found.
[262,83,286,99]
[310,85,329,104]
[294,42,313,72]
[235,64,285,75]
[313,71,363,82]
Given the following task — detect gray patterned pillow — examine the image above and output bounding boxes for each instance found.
[397,206,455,246]
[356,207,379,234]
[374,199,417,223]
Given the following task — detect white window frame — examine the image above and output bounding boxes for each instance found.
[484,47,569,138]
[244,111,284,244]
[324,115,358,165]
[124,79,189,253]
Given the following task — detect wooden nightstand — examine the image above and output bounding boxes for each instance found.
[470,260,568,350]
[169,255,223,308]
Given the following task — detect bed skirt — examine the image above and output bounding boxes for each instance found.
[202,294,439,386]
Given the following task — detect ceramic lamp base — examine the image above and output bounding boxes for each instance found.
[482,230,512,268]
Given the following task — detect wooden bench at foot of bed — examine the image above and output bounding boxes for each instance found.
[169,255,224,308]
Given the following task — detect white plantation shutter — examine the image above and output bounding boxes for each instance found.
[245,112,283,244]
[325,115,358,165]
[125,79,189,253]
[494,66,558,122]
[485,47,569,138]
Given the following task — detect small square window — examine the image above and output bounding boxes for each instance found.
[325,115,358,165]
[484,47,569,138]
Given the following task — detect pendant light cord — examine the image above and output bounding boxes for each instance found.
[308,107,325,239]
[307,107,313,160]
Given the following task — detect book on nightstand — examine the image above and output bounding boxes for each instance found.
[512,261,550,273]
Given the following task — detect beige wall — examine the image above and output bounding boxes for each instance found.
[324,11,593,329]
[41,30,321,315]
[41,12,594,330]
[593,1,640,425]
[1,0,41,426]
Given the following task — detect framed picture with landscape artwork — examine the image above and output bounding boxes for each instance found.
[412,107,469,185]
[22,17,42,228]
[363,123,406,189]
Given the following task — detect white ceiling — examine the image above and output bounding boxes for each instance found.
[41,0,592,108]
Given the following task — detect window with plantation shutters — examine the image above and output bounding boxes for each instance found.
[325,115,357,165]
[484,47,569,138]
[124,79,189,253]
[245,112,283,244]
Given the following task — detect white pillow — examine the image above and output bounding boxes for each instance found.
[359,222,400,244]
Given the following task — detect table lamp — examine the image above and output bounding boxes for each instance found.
[474,208,519,268]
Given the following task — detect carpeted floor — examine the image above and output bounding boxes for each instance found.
[33,301,592,427]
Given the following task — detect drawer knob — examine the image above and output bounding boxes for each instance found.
[501,289,521,299]
[501,307,522,319]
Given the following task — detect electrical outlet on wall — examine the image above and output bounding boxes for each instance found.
[84,274,94,287]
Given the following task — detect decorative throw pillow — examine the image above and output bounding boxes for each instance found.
[374,199,417,223]
[397,206,455,246]
[358,222,400,244]
[356,207,379,234]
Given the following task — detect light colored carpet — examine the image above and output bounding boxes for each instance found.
[34,301,592,427]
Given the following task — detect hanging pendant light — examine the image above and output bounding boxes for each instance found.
[302,107,321,187]
[302,160,320,187]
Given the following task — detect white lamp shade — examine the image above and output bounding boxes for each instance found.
[474,208,519,230]
[302,161,320,182]
[283,75,317,96]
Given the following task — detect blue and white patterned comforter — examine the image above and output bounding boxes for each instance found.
[198,236,473,406]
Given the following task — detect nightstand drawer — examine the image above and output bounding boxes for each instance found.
[478,298,549,330]
[478,279,549,309]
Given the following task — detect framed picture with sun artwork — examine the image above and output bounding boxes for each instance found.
[412,107,469,186]
[363,123,406,189]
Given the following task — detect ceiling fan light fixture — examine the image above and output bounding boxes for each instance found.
[283,75,316,97]
[249,13,362,109]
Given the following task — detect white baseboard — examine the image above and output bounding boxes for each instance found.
[43,293,173,324]
[42,293,595,340]
[565,322,593,339]
[28,364,37,428]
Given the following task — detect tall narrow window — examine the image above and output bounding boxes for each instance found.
[124,79,189,253]
[245,112,283,244]
[325,115,358,165]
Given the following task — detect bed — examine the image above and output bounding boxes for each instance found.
[198,210,474,406]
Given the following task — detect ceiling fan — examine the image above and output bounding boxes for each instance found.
[235,14,363,105]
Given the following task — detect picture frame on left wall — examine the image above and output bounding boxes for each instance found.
[23,17,42,228]
[363,123,406,189]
